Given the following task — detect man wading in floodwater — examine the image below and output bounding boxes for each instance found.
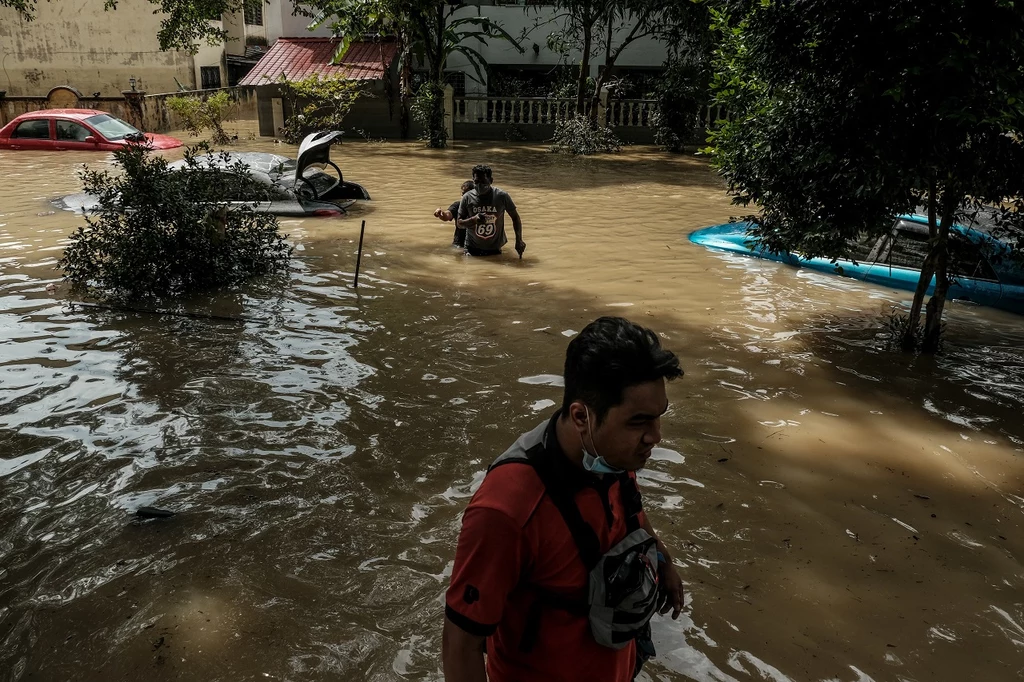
[457,165,526,258]
[443,317,685,682]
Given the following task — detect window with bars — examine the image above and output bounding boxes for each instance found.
[444,71,467,97]
[201,66,222,89]
[245,0,263,26]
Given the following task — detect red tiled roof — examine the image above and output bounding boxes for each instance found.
[238,38,398,86]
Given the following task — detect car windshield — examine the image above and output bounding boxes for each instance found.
[84,114,141,141]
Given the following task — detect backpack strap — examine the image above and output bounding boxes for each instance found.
[619,474,645,534]
[525,442,603,569]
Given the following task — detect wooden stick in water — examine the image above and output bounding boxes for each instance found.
[353,220,366,288]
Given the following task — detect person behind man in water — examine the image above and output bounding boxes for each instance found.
[443,316,685,682]
[434,180,475,248]
[457,165,526,258]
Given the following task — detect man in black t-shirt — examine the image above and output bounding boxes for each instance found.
[434,180,475,247]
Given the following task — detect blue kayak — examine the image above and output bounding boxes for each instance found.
[689,214,1024,315]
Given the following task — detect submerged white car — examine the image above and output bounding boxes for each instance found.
[56,131,370,218]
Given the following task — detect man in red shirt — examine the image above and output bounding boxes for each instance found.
[443,316,685,682]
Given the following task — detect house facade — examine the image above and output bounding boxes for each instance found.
[444,1,669,95]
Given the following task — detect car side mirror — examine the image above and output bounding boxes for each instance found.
[84,135,98,144]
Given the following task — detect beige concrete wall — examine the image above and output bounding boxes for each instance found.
[223,9,247,56]
[266,0,333,42]
[0,0,196,97]
[194,20,228,89]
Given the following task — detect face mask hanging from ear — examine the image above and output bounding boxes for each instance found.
[580,407,625,475]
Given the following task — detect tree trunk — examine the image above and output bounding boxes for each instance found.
[400,47,412,139]
[921,200,956,353]
[588,19,615,124]
[921,244,950,353]
[435,3,445,81]
[902,249,937,351]
[900,183,939,351]
[576,21,594,117]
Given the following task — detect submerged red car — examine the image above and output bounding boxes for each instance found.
[0,109,182,151]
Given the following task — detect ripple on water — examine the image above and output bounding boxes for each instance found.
[530,398,556,412]
[517,373,564,386]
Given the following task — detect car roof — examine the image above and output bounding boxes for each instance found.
[13,109,105,121]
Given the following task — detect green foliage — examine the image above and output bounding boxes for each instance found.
[549,114,621,155]
[277,75,363,144]
[167,91,233,145]
[411,80,447,148]
[0,0,36,15]
[553,72,593,101]
[148,0,244,51]
[60,143,291,301]
[708,0,1024,352]
[651,58,710,152]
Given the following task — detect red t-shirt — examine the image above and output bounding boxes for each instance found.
[445,420,648,682]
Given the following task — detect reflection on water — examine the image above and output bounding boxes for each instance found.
[1,132,1023,682]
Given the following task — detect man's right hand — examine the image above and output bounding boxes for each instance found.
[434,208,444,219]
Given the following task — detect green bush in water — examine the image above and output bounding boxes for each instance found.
[411,80,448,149]
[60,142,292,301]
[549,115,621,156]
[278,74,363,144]
[167,91,234,145]
[652,57,712,153]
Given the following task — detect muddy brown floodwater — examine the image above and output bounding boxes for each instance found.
[1,125,1022,682]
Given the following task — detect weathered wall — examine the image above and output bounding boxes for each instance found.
[194,21,228,89]
[0,87,259,134]
[0,0,196,97]
[266,0,333,41]
[223,9,247,56]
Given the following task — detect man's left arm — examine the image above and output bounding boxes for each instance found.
[506,204,525,257]
[641,514,684,619]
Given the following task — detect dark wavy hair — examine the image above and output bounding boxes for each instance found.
[561,317,683,422]
[471,164,493,182]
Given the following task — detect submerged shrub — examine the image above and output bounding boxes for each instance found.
[60,143,292,301]
[549,115,621,155]
[411,80,448,149]
[278,75,363,144]
[167,91,234,145]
